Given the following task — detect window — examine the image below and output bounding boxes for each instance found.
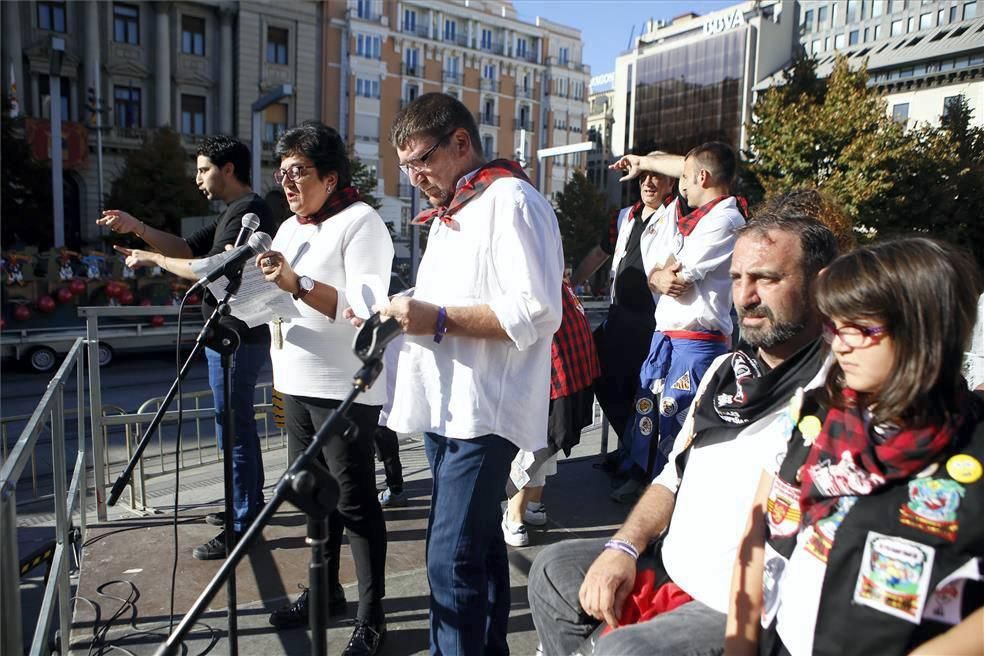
[114,85,141,128]
[180,94,205,134]
[951,4,959,21]
[266,27,288,64]
[847,0,860,21]
[264,102,287,143]
[482,135,494,160]
[38,1,66,32]
[559,47,569,64]
[831,2,839,24]
[356,78,380,98]
[919,12,932,29]
[444,19,456,41]
[39,75,70,120]
[113,3,139,44]
[404,48,419,75]
[482,63,496,79]
[825,36,831,50]
[892,102,909,122]
[803,9,814,32]
[481,28,493,49]
[818,5,829,25]
[864,27,870,41]
[812,39,822,53]
[875,24,883,38]
[522,73,530,91]
[907,16,916,31]
[403,9,416,32]
[849,30,860,45]
[835,33,846,49]
[357,0,373,20]
[891,19,903,35]
[181,15,205,55]
[872,0,885,17]
[943,94,963,119]
[356,34,381,59]
[965,1,978,19]
[517,37,528,58]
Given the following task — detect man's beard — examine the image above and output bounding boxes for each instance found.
[738,305,806,349]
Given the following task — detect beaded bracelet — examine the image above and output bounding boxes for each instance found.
[434,306,448,343]
[604,538,640,561]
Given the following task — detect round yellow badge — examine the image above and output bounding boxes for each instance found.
[798,416,822,444]
[946,454,983,484]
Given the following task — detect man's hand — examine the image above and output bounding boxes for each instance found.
[609,155,643,182]
[98,210,145,236]
[578,549,637,628]
[256,251,299,294]
[649,261,693,297]
[113,245,160,269]
[376,296,439,336]
[343,307,366,328]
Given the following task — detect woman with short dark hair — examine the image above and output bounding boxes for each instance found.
[257,121,392,655]
[726,237,984,656]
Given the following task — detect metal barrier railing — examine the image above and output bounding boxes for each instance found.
[1,338,88,656]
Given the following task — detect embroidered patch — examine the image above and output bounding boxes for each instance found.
[809,451,886,497]
[639,417,653,436]
[804,496,856,563]
[853,532,935,623]
[670,371,692,391]
[946,454,982,484]
[767,477,802,538]
[797,415,823,445]
[636,397,654,415]
[899,478,965,542]
[660,396,678,417]
[924,558,984,625]
[761,543,787,628]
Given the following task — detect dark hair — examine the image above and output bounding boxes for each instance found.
[274,121,351,188]
[685,141,737,187]
[817,237,981,427]
[738,189,841,279]
[197,135,251,185]
[390,92,482,157]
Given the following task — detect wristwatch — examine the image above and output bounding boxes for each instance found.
[294,275,314,300]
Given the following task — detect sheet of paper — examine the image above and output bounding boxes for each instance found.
[346,274,388,320]
[189,250,236,277]
[206,263,302,328]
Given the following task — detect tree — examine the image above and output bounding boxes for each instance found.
[103,127,209,240]
[553,170,611,266]
[349,150,381,210]
[1,94,54,250]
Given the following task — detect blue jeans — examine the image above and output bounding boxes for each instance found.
[424,433,518,656]
[206,343,268,533]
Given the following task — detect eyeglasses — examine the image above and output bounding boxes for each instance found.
[273,164,315,185]
[822,320,888,348]
[399,132,455,177]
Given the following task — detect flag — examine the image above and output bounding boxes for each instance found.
[9,63,18,117]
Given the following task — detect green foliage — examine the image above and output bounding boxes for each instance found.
[104,127,208,239]
[553,170,612,266]
[745,55,984,266]
[1,94,54,250]
[349,150,381,210]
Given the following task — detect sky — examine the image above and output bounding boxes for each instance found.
[513,0,736,78]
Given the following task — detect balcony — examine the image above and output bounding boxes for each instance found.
[398,181,416,198]
[401,63,421,77]
[546,56,590,73]
[350,7,384,24]
[443,71,462,85]
[479,41,505,55]
[354,134,379,143]
[519,50,539,64]
[403,22,429,39]
[516,86,533,99]
[444,32,468,47]
[477,112,499,127]
[400,97,416,109]
[514,118,534,132]
[480,78,499,92]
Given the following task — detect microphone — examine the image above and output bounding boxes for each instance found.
[353,312,404,363]
[191,231,272,290]
[234,213,261,248]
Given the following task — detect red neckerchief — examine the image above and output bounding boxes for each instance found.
[676,195,748,236]
[799,388,966,527]
[296,186,362,225]
[411,159,531,225]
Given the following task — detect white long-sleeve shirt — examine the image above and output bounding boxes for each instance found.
[653,197,744,335]
[385,175,564,451]
[268,202,394,405]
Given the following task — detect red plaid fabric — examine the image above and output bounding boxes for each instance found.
[296,186,362,225]
[799,388,968,526]
[412,159,531,225]
[551,283,600,399]
[676,194,748,236]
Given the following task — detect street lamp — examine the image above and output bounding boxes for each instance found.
[251,84,293,192]
[535,141,595,195]
[50,35,66,247]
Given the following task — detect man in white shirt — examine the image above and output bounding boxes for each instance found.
[611,144,744,499]
[529,200,840,656]
[381,93,563,656]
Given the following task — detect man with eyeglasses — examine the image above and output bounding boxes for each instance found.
[377,93,563,655]
[529,192,845,656]
[98,135,275,560]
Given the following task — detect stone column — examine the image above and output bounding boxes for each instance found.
[219,8,234,134]
[154,4,171,127]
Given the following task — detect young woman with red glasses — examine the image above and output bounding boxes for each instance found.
[726,237,984,656]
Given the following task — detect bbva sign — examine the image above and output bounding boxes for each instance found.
[703,8,746,35]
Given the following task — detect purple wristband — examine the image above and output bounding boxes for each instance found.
[434,306,448,343]
[604,538,640,560]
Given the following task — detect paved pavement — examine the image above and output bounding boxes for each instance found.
[66,421,628,655]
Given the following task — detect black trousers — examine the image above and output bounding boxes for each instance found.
[283,393,387,623]
[373,425,404,492]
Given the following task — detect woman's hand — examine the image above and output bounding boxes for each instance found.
[256,250,299,294]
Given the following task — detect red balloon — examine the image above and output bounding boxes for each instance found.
[69,279,86,296]
[105,282,121,298]
[56,288,74,304]
[37,296,56,313]
[187,293,201,305]
[139,298,152,307]
[14,305,31,321]
[119,289,134,305]
[150,315,165,327]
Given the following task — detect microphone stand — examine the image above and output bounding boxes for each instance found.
[155,354,386,656]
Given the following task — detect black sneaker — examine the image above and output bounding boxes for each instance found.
[192,530,239,560]
[269,584,347,630]
[341,620,386,656]
[205,511,224,527]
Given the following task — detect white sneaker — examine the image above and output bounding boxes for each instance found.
[501,514,529,547]
[524,502,548,526]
